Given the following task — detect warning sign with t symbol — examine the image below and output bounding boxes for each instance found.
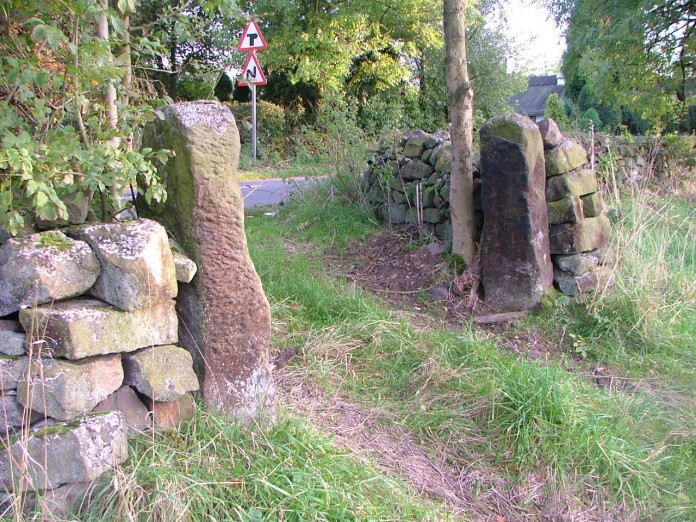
[240,52,267,85]
[238,20,267,52]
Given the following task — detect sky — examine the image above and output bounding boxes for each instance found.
[502,0,566,75]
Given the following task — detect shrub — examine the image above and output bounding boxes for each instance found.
[228,100,287,159]
[580,108,602,131]
[544,93,568,128]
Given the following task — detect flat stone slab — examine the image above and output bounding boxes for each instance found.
[550,215,611,254]
[547,196,584,224]
[18,298,178,360]
[402,130,431,158]
[0,231,99,317]
[0,392,41,432]
[92,385,150,434]
[123,345,199,402]
[545,139,587,176]
[546,168,598,202]
[144,393,196,430]
[67,219,177,312]
[537,118,564,149]
[0,356,28,392]
[581,192,604,217]
[0,332,25,356]
[17,354,123,421]
[554,266,615,296]
[0,411,128,492]
[400,160,434,180]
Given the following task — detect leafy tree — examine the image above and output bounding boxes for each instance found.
[542,0,695,131]
[132,0,241,100]
[544,93,567,127]
[0,0,168,234]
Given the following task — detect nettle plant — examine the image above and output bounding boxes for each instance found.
[0,0,169,234]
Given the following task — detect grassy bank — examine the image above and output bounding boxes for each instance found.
[64,176,694,521]
[243,179,695,520]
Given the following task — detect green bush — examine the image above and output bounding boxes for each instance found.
[229,100,287,159]
[580,108,602,131]
[544,93,568,127]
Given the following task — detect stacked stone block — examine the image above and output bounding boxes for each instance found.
[363,130,483,242]
[539,118,615,296]
[0,218,199,513]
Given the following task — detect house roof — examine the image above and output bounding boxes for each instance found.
[510,75,565,117]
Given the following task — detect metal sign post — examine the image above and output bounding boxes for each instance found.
[238,20,267,166]
[251,83,257,166]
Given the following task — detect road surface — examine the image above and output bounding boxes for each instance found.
[240,177,313,208]
[123,176,315,211]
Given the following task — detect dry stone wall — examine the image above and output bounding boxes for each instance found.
[364,130,483,243]
[364,117,615,301]
[0,218,200,513]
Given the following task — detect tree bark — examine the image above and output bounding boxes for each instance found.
[443,0,477,266]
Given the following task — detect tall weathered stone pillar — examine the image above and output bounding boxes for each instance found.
[140,101,274,420]
[479,114,553,311]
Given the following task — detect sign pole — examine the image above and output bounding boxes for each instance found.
[251,82,257,167]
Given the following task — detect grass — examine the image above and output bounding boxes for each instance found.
[77,411,450,522]
[243,177,696,519]
[23,174,690,520]
[237,151,332,181]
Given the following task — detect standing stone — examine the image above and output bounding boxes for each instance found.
[67,219,177,312]
[0,231,100,317]
[0,411,128,493]
[140,101,274,420]
[479,114,553,311]
[17,353,123,421]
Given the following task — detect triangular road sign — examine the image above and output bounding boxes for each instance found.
[238,20,267,52]
[240,52,267,85]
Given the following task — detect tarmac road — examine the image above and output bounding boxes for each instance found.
[240,176,313,208]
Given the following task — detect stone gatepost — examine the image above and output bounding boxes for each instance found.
[479,114,553,311]
[140,101,274,421]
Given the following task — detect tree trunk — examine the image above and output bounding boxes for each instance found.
[443,0,477,266]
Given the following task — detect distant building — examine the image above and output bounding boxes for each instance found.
[510,75,565,122]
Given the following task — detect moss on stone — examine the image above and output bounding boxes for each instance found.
[35,231,74,252]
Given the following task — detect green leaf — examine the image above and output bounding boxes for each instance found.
[25,179,38,195]
[35,191,48,208]
[0,191,11,210]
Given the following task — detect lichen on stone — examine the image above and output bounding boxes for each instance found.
[172,101,236,136]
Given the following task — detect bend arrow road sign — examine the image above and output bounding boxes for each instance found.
[238,20,267,52]
[240,52,267,85]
